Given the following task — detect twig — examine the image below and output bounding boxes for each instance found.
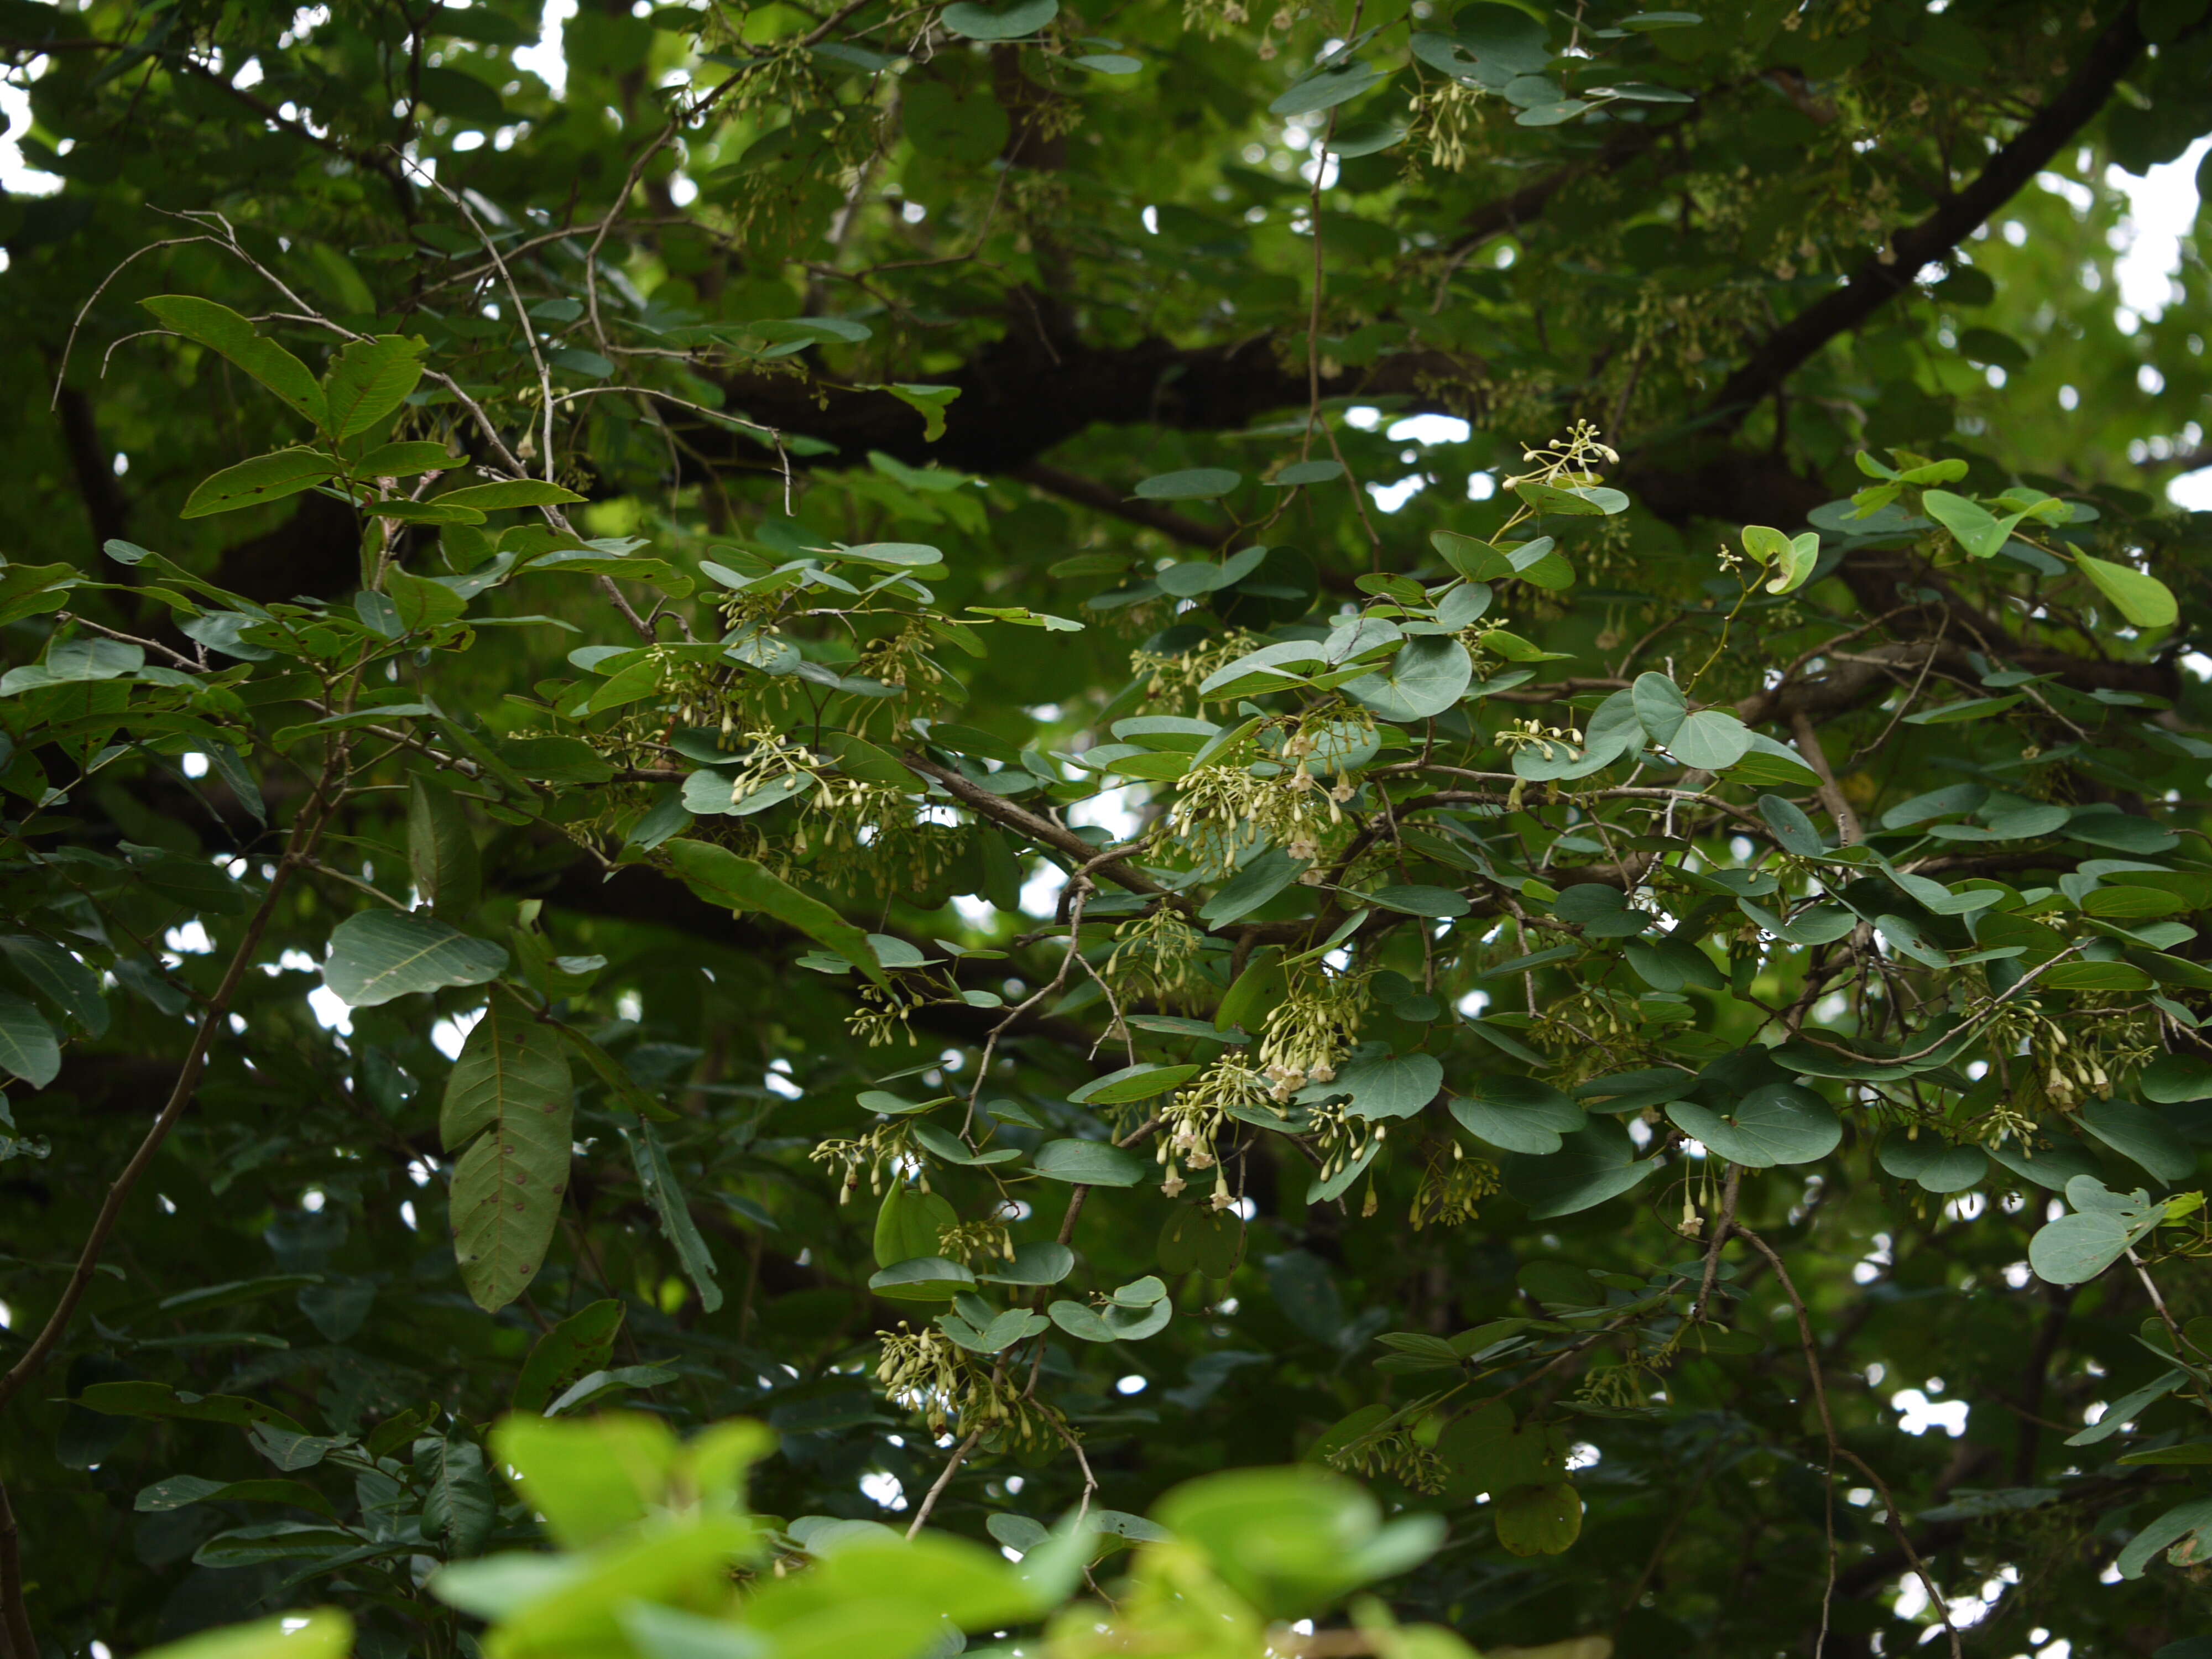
[905,1426,983,1537]
[0,760,341,1416]
[1736,1223,1960,1659]
[0,1480,32,1659]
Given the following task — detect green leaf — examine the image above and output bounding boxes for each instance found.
[2076,1098,2195,1184]
[1031,1138,1148,1185]
[870,1255,975,1300]
[1766,529,1821,594]
[1269,60,1389,116]
[141,296,328,426]
[2075,552,2178,629]
[1344,636,1473,722]
[135,1610,353,1659]
[664,839,888,988]
[438,479,590,511]
[1199,844,1306,927]
[1134,467,1241,500]
[1667,1084,1840,1167]
[2116,1494,2212,1579]
[416,1432,499,1558]
[1450,1076,1585,1155]
[322,334,428,439]
[1757,794,1826,857]
[512,1299,625,1413]
[1068,1062,1203,1104]
[1369,884,1470,918]
[1152,1467,1443,1616]
[180,448,340,518]
[2143,1053,2212,1103]
[0,935,107,1036]
[940,0,1058,38]
[1921,489,2018,559]
[623,1120,723,1313]
[977,1240,1078,1285]
[874,1181,957,1267]
[75,1381,306,1435]
[1332,1051,1443,1120]
[448,1046,573,1313]
[1504,1124,1655,1217]
[1631,672,1686,743]
[441,984,570,1150]
[1494,1482,1583,1557]
[1157,1208,1245,1277]
[324,910,508,1007]
[875,382,961,441]
[353,440,457,477]
[0,990,61,1088]
[409,774,482,917]
[2028,1177,2162,1284]
[1667,709,1753,770]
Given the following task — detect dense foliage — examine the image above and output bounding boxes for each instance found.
[4,1,2212,1657]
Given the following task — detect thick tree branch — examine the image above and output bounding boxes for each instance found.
[1705,2,2154,425]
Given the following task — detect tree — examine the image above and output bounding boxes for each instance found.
[3,0,2212,1655]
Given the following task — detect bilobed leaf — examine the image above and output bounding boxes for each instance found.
[1504,1124,1655,1217]
[1333,1051,1443,1120]
[1766,529,1821,594]
[180,449,340,518]
[2028,1177,2163,1285]
[664,839,887,987]
[324,910,508,1007]
[1668,709,1754,770]
[941,0,1057,37]
[2075,1098,2195,1184]
[322,334,428,439]
[1631,672,1686,744]
[977,1240,1078,1285]
[1344,635,1473,722]
[1921,489,2020,559]
[1494,1482,1582,1556]
[623,1120,723,1313]
[2075,552,2178,629]
[1667,1084,1840,1167]
[141,296,327,426]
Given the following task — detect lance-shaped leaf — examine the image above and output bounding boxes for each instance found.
[664,839,887,987]
[325,910,508,1008]
[142,296,328,426]
[181,449,341,518]
[0,990,61,1088]
[446,995,573,1311]
[409,775,482,917]
[414,1432,498,1558]
[622,1121,723,1313]
[322,334,428,439]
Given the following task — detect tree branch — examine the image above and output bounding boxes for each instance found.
[1705,2,2157,425]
